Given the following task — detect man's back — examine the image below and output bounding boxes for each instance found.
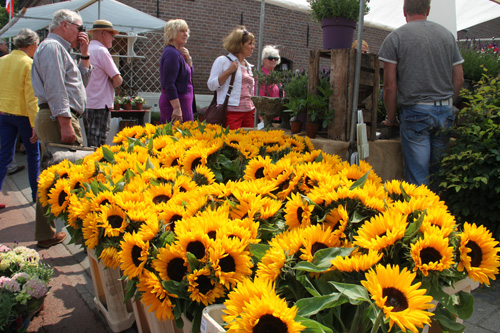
[379,20,463,105]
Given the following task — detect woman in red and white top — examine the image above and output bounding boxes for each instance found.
[207,26,255,130]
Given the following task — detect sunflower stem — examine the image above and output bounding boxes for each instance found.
[371,309,384,333]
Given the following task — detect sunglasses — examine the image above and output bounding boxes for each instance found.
[68,21,85,32]
[266,56,279,61]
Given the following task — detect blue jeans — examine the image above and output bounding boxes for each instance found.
[0,113,40,201]
[400,104,454,190]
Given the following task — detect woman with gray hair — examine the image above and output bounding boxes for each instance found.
[258,45,282,97]
[159,19,193,124]
[0,28,40,207]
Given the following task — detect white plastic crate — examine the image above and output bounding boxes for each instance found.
[200,304,226,333]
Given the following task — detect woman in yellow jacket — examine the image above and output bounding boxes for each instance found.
[0,29,40,207]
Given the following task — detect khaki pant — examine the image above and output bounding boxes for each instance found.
[34,108,83,241]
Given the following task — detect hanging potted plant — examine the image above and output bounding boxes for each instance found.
[307,0,370,49]
[251,69,287,128]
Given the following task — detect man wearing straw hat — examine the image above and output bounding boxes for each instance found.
[84,19,122,147]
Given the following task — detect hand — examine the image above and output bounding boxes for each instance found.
[381,118,399,127]
[78,32,90,55]
[60,122,77,144]
[30,128,38,144]
[228,60,239,73]
[172,110,183,123]
[179,47,191,62]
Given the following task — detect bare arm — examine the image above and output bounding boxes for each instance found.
[171,98,182,122]
[452,64,464,103]
[57,116,76,144]
[381,62,398,126]
[111,74,123,88]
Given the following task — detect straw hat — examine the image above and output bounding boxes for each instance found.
[88,19,119,35]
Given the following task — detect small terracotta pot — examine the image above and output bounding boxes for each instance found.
[135,103,143,110]
[290,120,302,134]
[122,103,132,110]
[306,122,320,138]
[114,103,121,110]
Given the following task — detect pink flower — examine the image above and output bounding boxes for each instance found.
[23,278,48,298]
[0,276,21,292]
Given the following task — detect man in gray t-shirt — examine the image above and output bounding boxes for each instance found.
[378,0,464,189]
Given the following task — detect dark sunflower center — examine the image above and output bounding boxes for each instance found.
[255,167,265,179]
[100,199,110,206]
[304,176,314,189]
[383,287,408,312]
[187,241,206,260]
[153,194,170,204]
[179,186,187,192]
[191,157,202,171]
[131,245,143,267]
[311,242,328,257]
[252,314,287,333]
[58,190,68,206]
[297,207,304,223]
[228,234,240,240]
[169,215,183,233]
[167,257,187,282]
[230,140,239,145]
[219,255,236,273]
[156,177,169,183]
[420,247,442,265]
[108,215,123,228]
[467,241,483,267]
[171,158,179,166]
[73,183,82,191]
[207,231,216,240]
[196,275,213,294]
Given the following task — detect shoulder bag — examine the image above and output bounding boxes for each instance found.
[204,56,236,126]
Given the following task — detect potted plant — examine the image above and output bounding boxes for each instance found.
[121,96,132,110]
[283,70,309,132]
[307,0,370,49]
[132,96,145,110]
[305,84,333,138]
[114,96,122,110]
[252,69,287,128]
[284,97,307,134]
[0,244,53,332]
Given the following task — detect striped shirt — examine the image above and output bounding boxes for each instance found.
[227,65,255,112]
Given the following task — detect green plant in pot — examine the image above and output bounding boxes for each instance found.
[307,0,370,49]
[283,70,308,132]
[305,85,333,138]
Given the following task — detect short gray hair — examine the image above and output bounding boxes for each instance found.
[404,0,431,16]
[262,45,281,65]
[13,29,39,48]
[49,9,82,32]
[163,19,189,45]
[0,39,6,45]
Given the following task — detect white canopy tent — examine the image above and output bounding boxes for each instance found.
[257,0,500,33]
[0,0,166,38]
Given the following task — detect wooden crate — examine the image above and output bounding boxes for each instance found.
[308,49,380,141]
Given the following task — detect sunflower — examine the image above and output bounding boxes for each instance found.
[182,146,207,174]
[66,193,91,229]
[144,183,173,206]
[136,270,175,321]
[152,244,188,282]
[88,190,115,212]
[284,192,315,229]
[119,232,150,279]
[419,206,457,238]
[98,204,128,237]
[99,246,121,269]
[361,264,435,333]
[330,249,382,273]
[354,210,408,251]
[244,156,273,181]
[210,237,253,288]
[324,204,349,238]
[457,223,500,285]
[187,267,225,306]
[192,164,216,186]
[47,179,72,217]
[300,225,342,262]
[176,230,213,262]
[82,212,99,250]
[411,233,454,277]
[256,246,287,283]
[223,277,305,333]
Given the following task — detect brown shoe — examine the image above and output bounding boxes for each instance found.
[37,232,67,248]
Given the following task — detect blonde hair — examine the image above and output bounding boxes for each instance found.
[163,19,190,46]
[223,26,255,54]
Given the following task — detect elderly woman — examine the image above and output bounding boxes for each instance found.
[208,26,256,130]
[159,19,193,124]
[258,45,282,97]
[0,29,40,206]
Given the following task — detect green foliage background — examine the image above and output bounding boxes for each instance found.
[437,74,500,240]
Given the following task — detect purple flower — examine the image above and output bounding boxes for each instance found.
[0,276,21,292]
[23,278,48,299]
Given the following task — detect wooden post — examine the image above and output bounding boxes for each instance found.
[307,50,320,124]
[328,49,351,141]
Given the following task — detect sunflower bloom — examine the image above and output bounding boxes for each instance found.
[187,267,225,306]
[361,264,434,333]
[137,270,175,321]
[457,223,500,285]
[354,210,408,251]
[411,233,454,277]
[119,232,150,279]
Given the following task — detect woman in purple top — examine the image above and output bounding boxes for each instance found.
[159,19,193,124]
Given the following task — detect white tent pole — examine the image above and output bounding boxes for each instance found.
[349,0,366,159]
[98,0,101,19]
[255,0,265,127]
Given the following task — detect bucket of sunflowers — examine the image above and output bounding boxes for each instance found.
[37,120,500,333]
[0,244,53,332]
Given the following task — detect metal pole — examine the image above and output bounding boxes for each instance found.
[255,0,265,127]
[98,0,101,19]
[349,0,366,156]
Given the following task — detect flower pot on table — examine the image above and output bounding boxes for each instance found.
[321,17,356,50]
[114,103,121,110]
[306,122,320,138]
[290,120,303,134]
[87,248,135,332]
[122,103,132,110]
[135,103,143,110]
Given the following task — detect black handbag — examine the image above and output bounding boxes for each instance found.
[204,57,236,126]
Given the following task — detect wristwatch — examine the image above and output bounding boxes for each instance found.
[384,116,397,124]
[80,55,90,60]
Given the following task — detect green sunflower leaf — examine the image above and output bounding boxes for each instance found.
[329,282,371,304]
[249,243,270,261]
[294,315,333,333]
[296,294,345,317]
